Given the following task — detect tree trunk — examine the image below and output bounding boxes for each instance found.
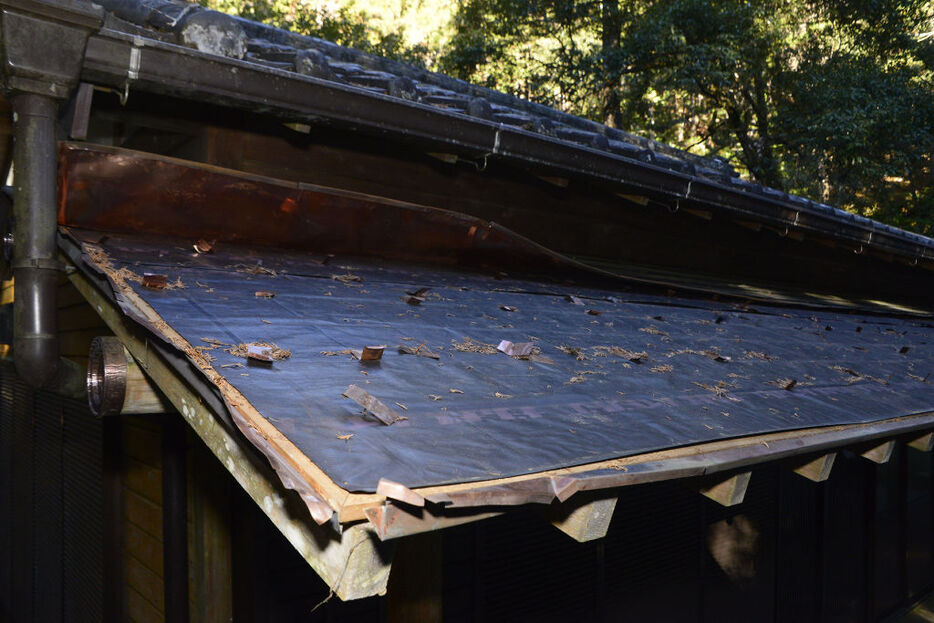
[601,0,623,128]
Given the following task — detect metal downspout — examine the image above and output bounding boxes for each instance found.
[11,92,61,388]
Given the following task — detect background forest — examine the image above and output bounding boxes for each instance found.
[203,0,934,234]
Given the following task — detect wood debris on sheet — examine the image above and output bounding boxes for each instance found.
[692,381,739,400]
[770,378,798,390]
[233,263,278,277]
[667,348,731,363]
[351,345,386,362]
[557,345,590,361]
[398,343,441,359]
[320,349,355,357]
[402,287,430,305]
[497,340,535,358]
[193,239,215,254]
[496,340,554,364]
[830,365,887,385]
[586,309,602,316]
[336,433,354,441]
[255,290,276,298]
[452,337,498,354]
[332,273,362,285]
[342,385,407,426]
[649,364,674,373]
[593,346,648,363]
[226,341,292,362]
[745,351,777,361]
[449,388,464,394]
[493,392,512,399]
[142,273,168,289]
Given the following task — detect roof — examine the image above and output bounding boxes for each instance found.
[67,227,934,495]
[19,0,934,599]
[57,144,934,524]
[81,0,934,263]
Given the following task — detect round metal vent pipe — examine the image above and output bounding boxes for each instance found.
[88,336,170,416]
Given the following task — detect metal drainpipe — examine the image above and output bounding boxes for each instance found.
[11,92,61,388]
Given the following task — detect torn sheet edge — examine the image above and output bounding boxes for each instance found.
[61,232,336,525]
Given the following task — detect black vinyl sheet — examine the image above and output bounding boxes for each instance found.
[80,232,934,492]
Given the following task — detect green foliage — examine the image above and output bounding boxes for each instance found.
[205,0,934,234]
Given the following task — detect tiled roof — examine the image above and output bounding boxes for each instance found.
[93,0,934,253]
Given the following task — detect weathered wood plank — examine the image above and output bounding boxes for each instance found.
[386,531,443,623]
[124,489,163,543]
[125,520,164,578]
[126,585,163,623]
[907,431,934,452]
[124,457,162,506]
[125,553,164,615]
[861,440,896,464]
[695,471,751,507]
[792,453,836,482]
[549,494,618,542]
[123,418,162,468]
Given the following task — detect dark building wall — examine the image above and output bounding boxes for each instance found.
[0,363,105,623]
[2,362,934,623]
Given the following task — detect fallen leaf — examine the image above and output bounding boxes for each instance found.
[586,309,601,316]
[406,287,430,297]
[337,433,354,441]
[449,388,464,394]
[900,346,910,354]
[402,295,425,305]
[342,385,407,426]
[255,290,276,298]
[500,305,518,312]
[769,378,797,390]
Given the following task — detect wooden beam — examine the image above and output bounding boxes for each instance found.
[792,453,836,482]
[385,531,443,623]
[69,269,394,600]
[861,440,896,464]
[695,471,751,507]
[548,494,618,542]
[907,432,934,452]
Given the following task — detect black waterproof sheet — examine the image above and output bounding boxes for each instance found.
[81,232,934,492]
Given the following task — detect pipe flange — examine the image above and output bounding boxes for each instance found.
[87,336,127,417]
